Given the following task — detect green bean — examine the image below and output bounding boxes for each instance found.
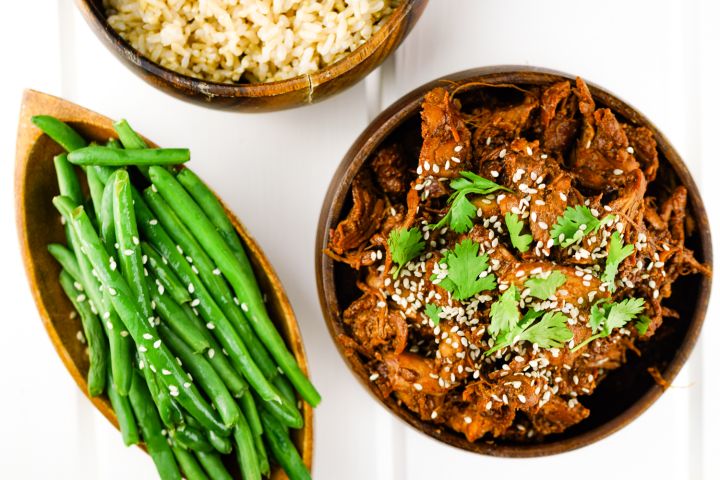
[93,165,117,183]
[181,304,248,398]
[53,154,82,248]
[233,414,261,480]
[141,358,183,428]
[273,375,297,407]
[143,187,277,379]
[106,138,123,149]
[261,409,311,480]
[172,447,209,480]
[47,244,82,285]
[113,119,147,149]
[171,425,214,453]
[57,210,132,396]
[151,167,320,407]
[113,170,153,318]
[68,145,189,167]
[132,189,298,424]
[31,115,87,152]
[128,371,182,480]
[59,269,107,396]
[85,166,106,226]
[151,285,209,353]
[207,428,232,455]
[175,169,252,278]
[107,369,139,446]
[159,324,239,428]
[196,452,232,480]
[239,393,262,438]
[100,170,119,254]
[53,196,227,437]
[254,432,270,476]
[143,242,192,305]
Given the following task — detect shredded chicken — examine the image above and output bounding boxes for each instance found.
[327,78,709,442]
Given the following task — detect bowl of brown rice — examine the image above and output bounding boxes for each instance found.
[76,0,427,111]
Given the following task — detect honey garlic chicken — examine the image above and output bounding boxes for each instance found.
[327,78,709,442]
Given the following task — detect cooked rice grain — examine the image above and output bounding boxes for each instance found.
[104,0,396,84]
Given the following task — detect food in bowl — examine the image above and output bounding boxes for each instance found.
[104,0,397,84]
[32,115,319,480]
[325,77,710,442]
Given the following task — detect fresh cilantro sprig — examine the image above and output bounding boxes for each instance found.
[525,270,567,300]
[434,171,510,234]
[486,309,573,355]
[571,297,646,352]
[550,205,614,248]
[505,213,533,253]
[424,303,442,327]
[635,315,651,336]
[433,239,497,300]
[488,286,520,339]
[388,227,425,279]
[601,231,634,291]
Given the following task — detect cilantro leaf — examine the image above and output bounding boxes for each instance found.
[435,239,497,300]
[486,309,572,355]
[388,227,425,279]
[434,171,509,234]
[550,205,614,248]
[516,311,573,349]
[572,297,646,351]
[524,270,566,300]
[635,315,652,336]
[488,286,520,339]
[424,303,442,327]
[601,231,634,291]
[504,212,533,253]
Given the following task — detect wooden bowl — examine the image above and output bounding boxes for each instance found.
[315,66,713,457]
[15,90,313,476]
[74,0,427,112]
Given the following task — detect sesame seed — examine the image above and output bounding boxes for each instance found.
[154,339,162,349]
[241,303,249,312]
[149,219,158,225]
[206,322,215,330]
[208,348,215,359]
[188,283,195,294]
[613,169,623,175]
[369,373,379,381]
[490,170,499,178]
[190,299,200,307]
[143,333,153,340]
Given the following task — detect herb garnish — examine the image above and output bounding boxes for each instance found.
[550,205,614,248]
[571,297,645,352]
[635,315,651,336]
[388,227,425,279]
[601,231,634,291]
[434,239,496,300]
[505,212,533,253]
[488,286,520,339]
[525,270,567,300]
[424,303,442,327]
[485,286,573,355]
[434,171,509,234]
[486,308,573,355]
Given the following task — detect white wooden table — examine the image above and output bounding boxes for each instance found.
[1,1,719,478]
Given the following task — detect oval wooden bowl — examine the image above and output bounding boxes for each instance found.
[15,90,313,476]
[316,66,713,457]
[74,0,427,112]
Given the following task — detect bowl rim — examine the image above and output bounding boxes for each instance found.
[314,65,713,457]
[75,0,420,99]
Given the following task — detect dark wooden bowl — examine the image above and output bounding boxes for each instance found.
[15,90,313,476]
[315,66,713,457]
[74,0,427,112]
